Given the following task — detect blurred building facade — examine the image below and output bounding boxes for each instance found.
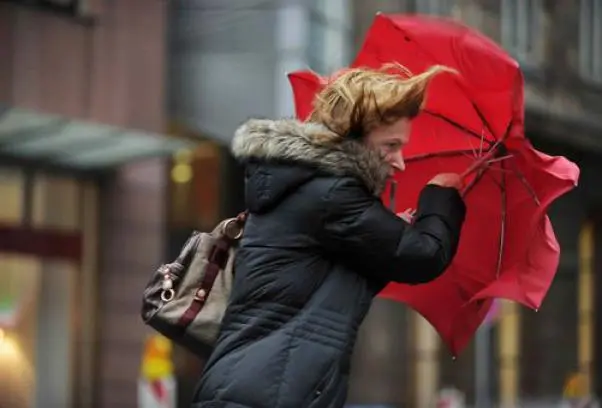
[0,1,190,407]
[352,0,602,407]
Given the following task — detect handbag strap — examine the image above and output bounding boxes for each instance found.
[176,211,248,329]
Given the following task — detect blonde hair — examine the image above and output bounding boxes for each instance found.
[308,64,456,145]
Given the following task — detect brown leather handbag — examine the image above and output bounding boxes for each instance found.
[141,212,247,357]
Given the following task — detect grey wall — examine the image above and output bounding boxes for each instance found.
[168,0,352,144]
[168,1,307,144]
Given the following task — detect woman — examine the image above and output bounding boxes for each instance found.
[192,65,466,408]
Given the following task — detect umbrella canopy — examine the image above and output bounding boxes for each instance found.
[288,14,579,355]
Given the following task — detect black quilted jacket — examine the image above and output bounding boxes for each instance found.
[192,119,466,408]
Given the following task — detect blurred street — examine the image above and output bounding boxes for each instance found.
[0,0,602,407]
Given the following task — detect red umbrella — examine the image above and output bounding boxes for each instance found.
[288,14,580,355]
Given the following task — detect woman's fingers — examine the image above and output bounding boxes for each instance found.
[396,208,416,223]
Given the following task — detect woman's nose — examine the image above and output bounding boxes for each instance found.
[390,152,405,172]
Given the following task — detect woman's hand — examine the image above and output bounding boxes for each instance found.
[397,208,416,223]
[427,173,463,190]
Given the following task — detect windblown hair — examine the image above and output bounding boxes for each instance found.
[308,64,456,145]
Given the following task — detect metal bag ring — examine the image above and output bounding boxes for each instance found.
[161,289,175,302]
[223,219,244,240]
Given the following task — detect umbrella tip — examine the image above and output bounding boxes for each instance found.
[376,10,382,15]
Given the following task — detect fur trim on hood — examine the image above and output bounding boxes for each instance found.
[231,119,390,196]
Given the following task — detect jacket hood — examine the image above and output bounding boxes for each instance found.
[231,119,390,203]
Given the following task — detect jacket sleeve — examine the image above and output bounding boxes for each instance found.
[319,178,466,284]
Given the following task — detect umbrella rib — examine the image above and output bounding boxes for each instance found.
[509,163,542,206]
[486,154,513,165]
[423,110,496,149]
[479,127,486,158]
[460,165,488,197]
[496,162,507,279]
[405,148,490,163]
[470,100,498,143]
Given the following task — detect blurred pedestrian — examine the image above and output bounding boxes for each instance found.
[192,64,466,408]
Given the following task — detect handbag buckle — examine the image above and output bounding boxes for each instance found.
[223,218,244,240]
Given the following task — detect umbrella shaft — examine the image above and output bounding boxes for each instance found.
[389,181,397,211]
[460,144,502,179]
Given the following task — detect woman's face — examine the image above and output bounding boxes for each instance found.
[364,117,411,177]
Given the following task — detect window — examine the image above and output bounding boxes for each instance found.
[32,174,80,231]
[0,167,24,225]
[579,0,602,83]
[414,0,455,15]
[501,0,543,65]
[0,254,41,408]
